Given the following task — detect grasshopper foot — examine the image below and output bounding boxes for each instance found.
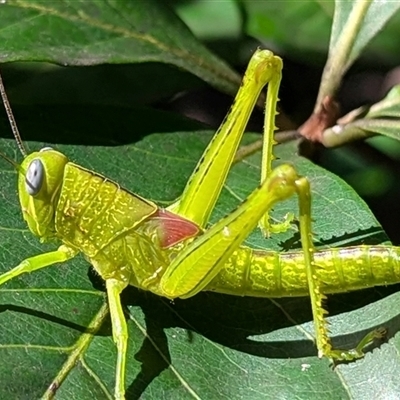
[259,212,295,237]
[324,327,387,362]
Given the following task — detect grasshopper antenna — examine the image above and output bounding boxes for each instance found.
[0,70,27,157]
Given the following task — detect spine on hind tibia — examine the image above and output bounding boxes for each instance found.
[207,245,400,297]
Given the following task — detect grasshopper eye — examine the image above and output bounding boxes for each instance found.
[25,159,44,196]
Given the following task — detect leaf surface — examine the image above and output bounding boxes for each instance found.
[0,114,398,399]
[0,0,240,95]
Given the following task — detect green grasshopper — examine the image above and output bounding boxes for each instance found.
[0,49,391,399]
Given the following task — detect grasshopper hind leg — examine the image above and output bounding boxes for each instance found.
[295,177,386,361]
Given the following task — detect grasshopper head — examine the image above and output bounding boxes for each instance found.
[18,148,69,241]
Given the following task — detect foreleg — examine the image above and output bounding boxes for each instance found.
[0,245,77,285]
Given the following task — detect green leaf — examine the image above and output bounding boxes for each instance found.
[322,85,400,146]
[366,85,400,119]
[317,0,400,107]
[351,119,400,141]
[323,119,400,147]
[243,0,400,66]
[330,0,400,68]
[0,99,396,398]
[0,0,241,95]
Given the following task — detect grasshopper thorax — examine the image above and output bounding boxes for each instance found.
[18,148,69,241]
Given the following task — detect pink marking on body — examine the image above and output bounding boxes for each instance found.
[153,209,201,248]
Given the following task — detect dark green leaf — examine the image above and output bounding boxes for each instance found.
[0,105,396,398]
[0,0,241,95]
